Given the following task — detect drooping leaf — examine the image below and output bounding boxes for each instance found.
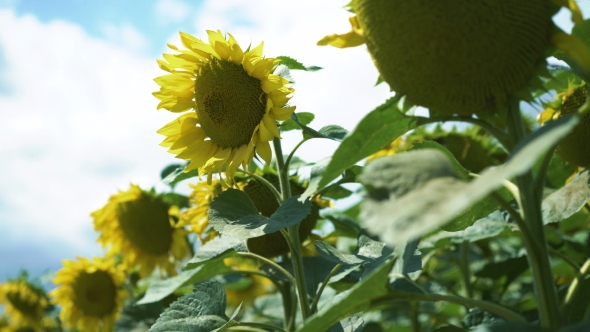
[116,301,163,332]
[149,280,228,332]
[303,124,349,141]
[408,141,470,178]
[138,238,245,304]
[312,96,432,196]
[162,166,199,187]
[185,237,247,269]
[209,189,311,240]
[321,185,354,199]
[326,215,362,238]
[542,169,590,224]
[360,115,579,247]
[327,315,365,332]
[421,219,510,249]
[297,257,396,332]
[277,55,322,71]
[315,241,365,265]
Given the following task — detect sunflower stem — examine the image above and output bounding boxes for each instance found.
[273,137,311,321]
[506,99,562,329]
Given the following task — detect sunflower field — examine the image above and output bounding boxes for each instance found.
[4,1,590,331]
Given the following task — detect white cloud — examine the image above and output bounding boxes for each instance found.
[100,23,149,53]
[0,10,180,258]
[155,0,190,24]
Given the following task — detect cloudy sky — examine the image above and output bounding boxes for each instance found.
[0,0,587,282]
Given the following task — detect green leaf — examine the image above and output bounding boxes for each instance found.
[209,189,312,240]
[475,255,529,291]
[463,308,506,330]
[159,192,189,209]
[441,187,513,232]
[542,169,590,224]
[315,241,365,265]
[185,237,247,270]
[360,115,579,247]
[303,125,349,141]
[280,112,315,132]
[162,166,199,187]
[327,315,364,332]
[471,323,540,332]
[408,141,470,178]
[421,219,510,249]
[149,280,228,332]
[326,215,362,238]
[138,237,245,304]
[297,257,396,332]
[322,185,354,199]
[116,301,163,332]
[312,96,431,196]
[277,55,322,71]
[161,163,184,181]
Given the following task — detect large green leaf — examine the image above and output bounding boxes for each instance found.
[360,116,579,247]
[310,96,431,198]
[542,169,590,224]
[138,237,245,304]
[315,241,365,265]
[297,257,396,332]
[149,280,228,332]
[208,189,311,240]
[421,219,510,249]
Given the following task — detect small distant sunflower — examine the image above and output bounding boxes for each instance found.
[49,257,126,332]
[177,180,223,243]
[92,184,190,277]
[154,30,296,184]
[319,0,590,115]
[223,258,274,307]
[0,280,48,331]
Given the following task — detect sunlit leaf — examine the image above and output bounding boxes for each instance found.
[277,55,323,71]
[542,169,590,224]
[149,280,228,332]
[360,116,579,247]
[209,189,311,240]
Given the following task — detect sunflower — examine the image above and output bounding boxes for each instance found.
[177,180,223,243]
[92,184,190,277]
[318,0,590,116]
[0,280,48,332]
[154,30,296,184]
[49,257,126,332]
[223,258,274,307]
[539,80,590,167]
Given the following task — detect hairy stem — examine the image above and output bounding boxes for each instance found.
[273,137,311,320]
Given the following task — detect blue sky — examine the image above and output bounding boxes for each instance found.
[0,0,588,287]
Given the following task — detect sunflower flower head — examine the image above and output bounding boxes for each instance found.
[49,257,126,332]
[0,279,48,332]
[154,30,296,184]
[319,0,590,116]
[92,184,190,277]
